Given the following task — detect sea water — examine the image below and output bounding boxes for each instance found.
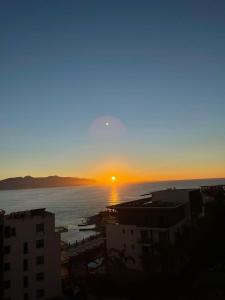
[0,178,224,243]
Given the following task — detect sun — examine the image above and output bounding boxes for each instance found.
[111,176,117,182]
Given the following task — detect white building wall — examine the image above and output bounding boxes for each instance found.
[3,212,61,300]
[106,216,190,272]
[106,224,141,270]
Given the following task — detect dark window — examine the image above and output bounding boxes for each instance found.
[24,276,28,288]
[36,224,44,233]
[140,230,148,241]
[4,280,11,289]
[36,240,44,249]
[141,230,149,243]
[23,242,28,254]
[23,259,28,271]
[142,246,149,254]
[36,256,44,265]
[122,229,125,234]
[123,243,126,248]
[36,272,44,282]
[131,230,134,235]
[131,244,135,249]
[11,227,16,236]
[4,245,10,254]
[157,216,168,227]
[4,262,10,271]
[36,289,44,298]
[4,226,10,238]
[159,231,168,242]
[24,293,29,300]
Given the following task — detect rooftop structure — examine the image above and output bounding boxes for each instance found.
[201,184,225,191]
[108,188,198,209]
[5,208,52,219]
[108,197,186,209]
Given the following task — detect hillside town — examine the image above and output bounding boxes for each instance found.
[1,184,225,300]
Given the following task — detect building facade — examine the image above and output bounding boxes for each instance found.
[0,210,4,299]
[106,189,202,274]
[2,208,61,300]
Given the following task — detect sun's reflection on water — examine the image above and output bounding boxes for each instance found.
[109,185,120,205]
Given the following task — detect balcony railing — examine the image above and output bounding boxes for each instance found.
[138,238,152,244]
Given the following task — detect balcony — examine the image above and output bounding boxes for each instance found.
[138,238,152,244]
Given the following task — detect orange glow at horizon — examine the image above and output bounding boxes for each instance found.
[87,158,225,186]
[95,171,146,185]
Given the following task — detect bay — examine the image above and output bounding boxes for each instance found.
[0,178,224,243]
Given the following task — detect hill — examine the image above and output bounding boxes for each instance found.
[0,175,95,190]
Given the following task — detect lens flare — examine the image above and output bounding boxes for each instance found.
[89,115,126,138]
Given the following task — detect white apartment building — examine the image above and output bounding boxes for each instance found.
[106,189,203,273]
[1,208,62,300]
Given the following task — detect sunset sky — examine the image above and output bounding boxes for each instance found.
[0,0,225,183]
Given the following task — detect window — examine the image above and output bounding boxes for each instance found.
[23,242,28,254]
[123,243,126,248]
[36,240,44,249]
[36,256,44,265]
[24,276,28,288]
[24,293,29,300]
[36,224,44,233]
[122,229,125,234]
[159,231,168,242]
[4,245,10,254]
[140,230,148,243]
[36,289,44,298]
[131,230,134,235]
[11,227,16,236]
[36,272,44,282]
[142,246,149,254]
[4,280,11,289]
[4,262,10,272]
[4,226,10,238]
[131,244,135,250]
[23,259,28,271]
[157,216,168,227]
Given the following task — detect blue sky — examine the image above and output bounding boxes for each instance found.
[0,0,225,181]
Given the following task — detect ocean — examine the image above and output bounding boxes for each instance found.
[0,178,224,243]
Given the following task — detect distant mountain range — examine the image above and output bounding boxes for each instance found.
[0,176,95,190]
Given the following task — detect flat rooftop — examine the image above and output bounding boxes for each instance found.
[140,188,197,196]
[108,188,197,210]
[108,197,185,209]
[5,208,53,219]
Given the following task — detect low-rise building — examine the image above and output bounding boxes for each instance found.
[106,188,202,275]
[1,208,62,300]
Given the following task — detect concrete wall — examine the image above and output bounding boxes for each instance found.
[3,212,61,300]
[106,215,190,272]
[152,189,190,203]
[106,224,141,270]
